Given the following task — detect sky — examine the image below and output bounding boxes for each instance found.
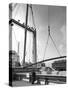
[9,3,66,65]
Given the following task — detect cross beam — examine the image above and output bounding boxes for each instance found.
[9,19,34,33]
[9,18,37,64]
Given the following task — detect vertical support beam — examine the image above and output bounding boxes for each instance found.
[23,4,29,65]
[9,3,12,86]
[33,30,37,66]
[9,3,12,51]
[17,42,20,62]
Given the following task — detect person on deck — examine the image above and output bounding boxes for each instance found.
[31,70,36,84]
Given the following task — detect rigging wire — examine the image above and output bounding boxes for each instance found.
[49,35,61,56]
[14,4,20,19]
[28,33,32,63]
[43,6,50,60]
[11,3,18,12]
[48,5,61,56]
[29,4,38,62]
[12,30,18,47]
[29,4,36,30]
[43,6,61,60]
